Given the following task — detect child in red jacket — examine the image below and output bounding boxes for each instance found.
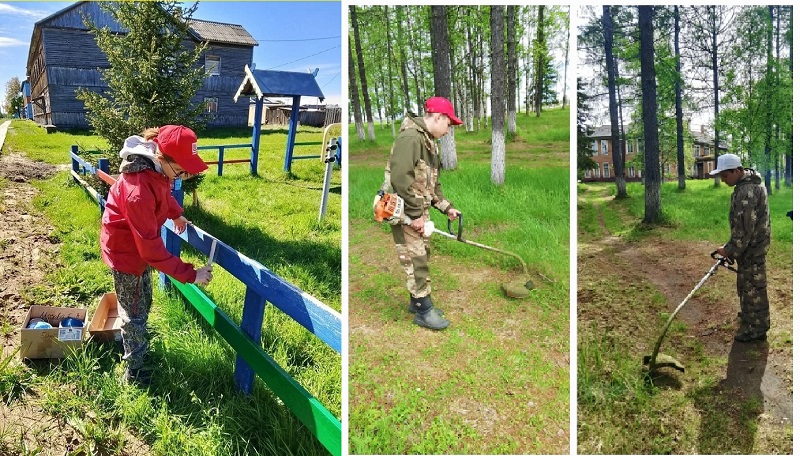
[101,125,213,385]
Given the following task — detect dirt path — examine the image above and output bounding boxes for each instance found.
[0,152,151,454]
[578,188,793,452]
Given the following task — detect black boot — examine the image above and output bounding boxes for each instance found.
[407,295,444,316]
[412,295,449,330]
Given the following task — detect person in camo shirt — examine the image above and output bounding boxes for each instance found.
[709,153,771,343]
[382,97,462,331]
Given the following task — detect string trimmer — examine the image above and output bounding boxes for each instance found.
[424,214,540,299]
[644,252,737,375]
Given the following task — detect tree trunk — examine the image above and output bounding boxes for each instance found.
[430,5,458,170]
[350,6,375,140]
[774,7,780,190]
[348,36,365,140]
[507,5,517,136]
[397,6,411,114]
[763,6,773,194]
[562,15,569,110]
[786,6,793,186]
[602,6,627,198]
[386,6,396,137]
[490,6,506,185]
[535,5,545,117]
[675,6,686,190]
[640,6,662,223]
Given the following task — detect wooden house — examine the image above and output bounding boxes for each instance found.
[584,124,729,181]
[25,1,257,129]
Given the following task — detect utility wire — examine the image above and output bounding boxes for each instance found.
[319,71,341,89]
[266,45,340,70]
[256,36,339,42]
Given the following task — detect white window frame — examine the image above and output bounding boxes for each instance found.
[627,166,635,177]
[694,145,700,157]
[603,163,610,178]
[205,55,221,76]
[601,141,608,155]
[626,141,635,155]
[592,141,598,156]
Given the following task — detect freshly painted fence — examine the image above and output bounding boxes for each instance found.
[69,150,342,456]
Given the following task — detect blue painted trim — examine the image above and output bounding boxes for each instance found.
[283,95,301,173]
[251,97,263,175]
[163,219,342,353]
[234,287,267,393]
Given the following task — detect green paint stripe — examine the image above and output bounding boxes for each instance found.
[170,278,342,456]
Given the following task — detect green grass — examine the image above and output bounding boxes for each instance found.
[348,109,570,454]
[577,179,793,454]
[3,119,340,455]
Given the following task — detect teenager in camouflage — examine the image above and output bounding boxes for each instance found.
[710,153,771,343]
[383,97,462,330]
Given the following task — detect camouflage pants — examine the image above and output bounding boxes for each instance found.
[391,221,431,299]
[111,267,153,370]
[737,257,770,336]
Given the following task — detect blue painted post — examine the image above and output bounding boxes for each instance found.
[234,287,267,394]
[70,145,79,173]
[217,146,224,176]
[283,95,301,173]
[98,158,109,214]
[251,97,263,176]
[159,178,184,290]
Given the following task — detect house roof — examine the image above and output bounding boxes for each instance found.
[188,19,258,47]
[234,65,325,102]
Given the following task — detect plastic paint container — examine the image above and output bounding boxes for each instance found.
[59,317,84,328]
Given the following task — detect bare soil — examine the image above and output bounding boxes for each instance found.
[578,190,793,453]
[0,153,151,454]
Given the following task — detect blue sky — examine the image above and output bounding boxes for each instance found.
[0,1,342,108]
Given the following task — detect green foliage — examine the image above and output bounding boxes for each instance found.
[576,78,596,173]
[77,1,208,149]
[3,76,21,117]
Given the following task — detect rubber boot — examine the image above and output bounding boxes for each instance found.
[412,295,449,330]
[407,295,444,316]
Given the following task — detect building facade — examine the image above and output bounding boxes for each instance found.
[25,1,257,128]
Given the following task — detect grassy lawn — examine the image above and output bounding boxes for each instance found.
[577,179,793,454]
[1,119,340,455]
[348,109,570,454]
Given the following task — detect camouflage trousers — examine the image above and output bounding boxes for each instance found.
[111,267,153,371]
[737,257,770,336]
[391,222,431,299]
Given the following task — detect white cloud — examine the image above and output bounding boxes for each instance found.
[0,37,26,47]
[0,3,51,19]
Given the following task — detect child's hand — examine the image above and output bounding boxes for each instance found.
[194,265,213,285]
[173,216,190,234]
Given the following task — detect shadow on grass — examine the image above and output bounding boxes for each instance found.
[691,340,767,454]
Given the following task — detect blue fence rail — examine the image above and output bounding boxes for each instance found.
[68,150,342,455]
[196,143,253,176]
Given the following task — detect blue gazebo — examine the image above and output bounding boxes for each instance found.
[233,64,325,173]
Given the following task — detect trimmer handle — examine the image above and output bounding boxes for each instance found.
[710,251,738,272]
[447,212,464,240]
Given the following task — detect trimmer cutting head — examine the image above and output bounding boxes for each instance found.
[501,279,535,299]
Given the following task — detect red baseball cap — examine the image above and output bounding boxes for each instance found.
[425,96,463,126]
[153,125,208,174]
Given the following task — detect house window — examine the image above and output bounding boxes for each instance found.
[665,164,671,174]
[694,145,700,157]
[591,141,598,156]
[602,163,610,178]
[205,97,218,113]
[626,141,635,155]
[584,170,591,179]
[628,166,635,177]
[205,55,221,75]
[601,141,608,155]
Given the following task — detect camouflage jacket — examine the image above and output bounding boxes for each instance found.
[382,114,453,219]
[724,169,770,261]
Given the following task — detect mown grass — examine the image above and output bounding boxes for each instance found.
[577,179,793,454]
[2,119,340,455]
[348,109,570,454]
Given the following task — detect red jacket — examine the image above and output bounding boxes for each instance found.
[100,169,196,283]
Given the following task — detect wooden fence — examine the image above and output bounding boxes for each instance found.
[69,150,342,456]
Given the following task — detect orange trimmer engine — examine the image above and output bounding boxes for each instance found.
[373,190,407,224]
